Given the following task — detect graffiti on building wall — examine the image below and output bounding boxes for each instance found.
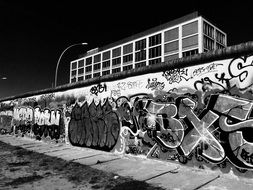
[2,55,253,173]
[12,106,62,140]
[115,93,253,171]
[68,99,120,151]
[0,110,13,134]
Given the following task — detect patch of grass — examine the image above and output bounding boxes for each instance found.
[111,180,165,190]
[9,167,21,172]
[8,161,30,167]
[5,174,43,186]
[89,176,100,184]
[15,149,34,157]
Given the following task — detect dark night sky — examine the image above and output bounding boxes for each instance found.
[0,1,252,99]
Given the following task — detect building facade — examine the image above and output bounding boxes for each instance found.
[70,12,227,83]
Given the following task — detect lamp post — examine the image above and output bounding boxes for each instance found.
[54,42,88,87]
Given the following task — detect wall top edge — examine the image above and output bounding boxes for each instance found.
[1,41,253,102]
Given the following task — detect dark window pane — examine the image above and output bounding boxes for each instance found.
[149,46,161,58]
[123,43,133,54]
[78,76,83,81]
[93,63,101,71]
[72,62,77,69]
[102,60,110,68]
[71,77,76,83]
[93,54,101,63]
[135,62,146,68]
[182,49,198,57]
[78,60,84,67]
[71,70,77,76]
[123,54,133,63]
[112,57,121,66]
[86,57,92,65]
[85,66,92,72]
[112,67,121,73]
[123,65,133,71]
[102,70,110,76]
[85,74,92,79]
[112,47,121,57]
[149,33,161,47]
[135,39,146,50]
[135,50,146,62]
[78,68,84,74]
[149,58,161,65]
[93,72,100,78]
[102,51,111,60]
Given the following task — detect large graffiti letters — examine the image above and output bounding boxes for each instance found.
[178,98,225,162]
[13,106,62,140]
[68,100,120,151]
[228,56,253,90]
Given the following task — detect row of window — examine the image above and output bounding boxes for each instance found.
[71,21,200,71]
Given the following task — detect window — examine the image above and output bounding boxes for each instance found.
[78,76,83,81]
[182,49,198,57]
[93,63,101,71]
[182,21,198,37]
[164,41,179,53]
[112,67,121,73]
[71,77,76,83]
[102,51,110,60]
[216,30,226,45]
[85,66,92,73]
[93,72,100,78]
[78,68,84,75]
[78,60,84,67]
[149,33,161,47]
[149,46,161,58]
[123,43,133,54]
[112,57,121,66]
[123,54,133,63]
[72,62,77,70]
[102,70,110,76]
[85,74,91,79]
[135,39,146,50]
[123,65,133,71]
[102,60,110,68]
[164,54,179,61]
[135,62,146,68]
[149,58,161,65]
[203,22,214,38]
[86,57,92,65]
[182,35,198,49]
[93,54,101,63]
[203,36,214,50]
[135,50,146,62]
[216,43,225,49]
[71,70,77,76]
[164,28,179,42]
[112,47,121,57]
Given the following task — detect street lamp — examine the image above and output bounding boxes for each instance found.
[54,42,88,87]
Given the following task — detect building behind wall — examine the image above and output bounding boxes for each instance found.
[70,11,227,83]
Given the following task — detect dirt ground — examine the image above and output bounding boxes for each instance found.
[0,141,165,190]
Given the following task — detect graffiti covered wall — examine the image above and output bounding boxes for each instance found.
[1,52,253,174]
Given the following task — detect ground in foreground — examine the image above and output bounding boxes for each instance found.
[0,141,165,190]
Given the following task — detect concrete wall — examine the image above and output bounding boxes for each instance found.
[1,42,253,175]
